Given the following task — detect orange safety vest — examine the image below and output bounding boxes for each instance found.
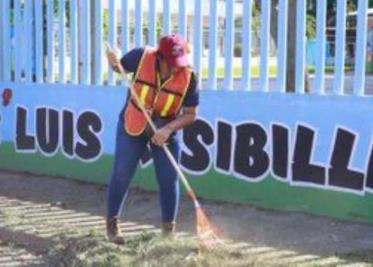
[124,46,192,136]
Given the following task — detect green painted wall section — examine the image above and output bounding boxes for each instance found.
[0,143,110,184]
[1,142,373,224]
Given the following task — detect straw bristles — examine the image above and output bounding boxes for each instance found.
[196,207,224,249]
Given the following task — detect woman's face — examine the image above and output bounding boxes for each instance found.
[160,57,180,74]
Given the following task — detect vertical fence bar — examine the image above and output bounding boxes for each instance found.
[135,0,143,47]
[47,0,55,83]
[224,0,234,90]
[353,0,368,96]
[314,0,327,94]
[59,0,66,83]
[14,0,22,81]
[108,0,117,85]
[149,0,157,45]
[23,0,32,82]
[70,0,78,84]
[276,0,288,92]
[0,1,3,81]
[260,0,270,92]
[121,0,129,54]
[193,0,203,85]
[163,0,171,34]
[80,0,91,84]
[295,0,306,93]
[208,0,218,90]
[332,0,347,95]
[178,0,187,38]
[1,0,11,81]
[241,0,252,91]
[35,0,43,83]
[120,0,129,85]
[94,0,103,85]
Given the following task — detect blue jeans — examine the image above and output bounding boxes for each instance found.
[107,119,180,223]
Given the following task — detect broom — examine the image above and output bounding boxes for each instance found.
[105,42,223,249]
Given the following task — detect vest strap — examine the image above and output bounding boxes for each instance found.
[135,78,156,88]
[161,88,183,97]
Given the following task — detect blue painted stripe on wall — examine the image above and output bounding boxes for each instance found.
[1,83,373,169]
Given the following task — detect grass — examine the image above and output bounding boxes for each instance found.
[1,199,372,266]
[307,64,355,74]
[49,231,267,267]
[1,208,25,226]
[47,230,373,267]
[200,64,355,79]
[337,249,373,264]
[201,65,277,79]
[102,64,358,82]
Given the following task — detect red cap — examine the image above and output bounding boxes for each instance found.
[158,34,189,68]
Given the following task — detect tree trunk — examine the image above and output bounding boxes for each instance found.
[259,0,309,92]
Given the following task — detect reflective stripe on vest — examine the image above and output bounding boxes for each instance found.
[139,85,150,106]
[160,94,175,117]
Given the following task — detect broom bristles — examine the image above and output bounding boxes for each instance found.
[195,207,224,249]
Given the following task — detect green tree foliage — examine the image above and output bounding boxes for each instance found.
[306,0,373,39]
[326,0,373,17]
[53,0,70,27]
[306,14,316,39]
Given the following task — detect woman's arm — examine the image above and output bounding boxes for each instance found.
[151,106,198,146]
[106,48,145,74]
[165,106,197,131]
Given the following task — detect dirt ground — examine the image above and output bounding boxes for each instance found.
[1,169,373,266]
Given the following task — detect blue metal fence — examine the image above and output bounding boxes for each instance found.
[0,0,371,95]
[333,0,347,95]
[314,0,327,94]
[275,0,288,93]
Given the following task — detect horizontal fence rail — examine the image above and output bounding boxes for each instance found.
[0,0,371,95]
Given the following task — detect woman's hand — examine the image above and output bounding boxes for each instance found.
[151,126,173,146]
[106,50,121,70]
